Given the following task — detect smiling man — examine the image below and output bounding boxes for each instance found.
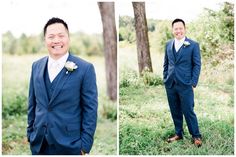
[27,17,98,155]
[163,18,202,147]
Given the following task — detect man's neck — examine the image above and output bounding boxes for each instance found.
[175,36,186,42]
[49,52,69,61]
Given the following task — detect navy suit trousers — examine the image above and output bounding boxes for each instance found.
[32,137,82,155]
[165,82,201,138]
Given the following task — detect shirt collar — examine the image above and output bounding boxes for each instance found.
[48,52,69,67]
[175,37,186,44]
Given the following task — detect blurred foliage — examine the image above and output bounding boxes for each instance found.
[70,32,104,56]
[2,31,104,56]
[119,2,234,64]
[3,94,27,118]
[119,68,140,88]
[188,2,234,58]
[120,67,163,88]
[141,68,163,86]
[2,32,45,55]
[119,16,136,43]
[100,101,117,121]
[150,20,172,53]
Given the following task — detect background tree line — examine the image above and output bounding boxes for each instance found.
[2,31,104,56]
[119,2,234,63]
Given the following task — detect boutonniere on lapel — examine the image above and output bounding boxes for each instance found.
[183,41,190,47]
[65,61,78,74]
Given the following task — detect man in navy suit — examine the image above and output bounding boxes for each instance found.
[27,17,98,154]
[163,19,202,147]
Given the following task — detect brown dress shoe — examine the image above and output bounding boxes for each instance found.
[167,135,183,143]
[193,138,202,147]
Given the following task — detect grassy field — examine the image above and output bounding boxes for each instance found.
[2,54,117,155]
[119,46,234,155]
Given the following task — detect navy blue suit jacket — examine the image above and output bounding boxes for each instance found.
[27,53,98,154]
[163,37,201,88]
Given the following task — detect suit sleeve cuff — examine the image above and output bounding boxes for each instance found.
[81,146,90,154]
[27,135,30,142]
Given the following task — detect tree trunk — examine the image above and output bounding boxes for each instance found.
[132,2,153,75]
[98,2,117,101]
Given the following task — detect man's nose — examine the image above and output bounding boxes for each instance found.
[52,36,60,43]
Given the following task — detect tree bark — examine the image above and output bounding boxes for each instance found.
[132,2,153,75]
[98,2,117,101]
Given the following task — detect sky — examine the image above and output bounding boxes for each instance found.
[0,0,234,37]
[0,0,104,37]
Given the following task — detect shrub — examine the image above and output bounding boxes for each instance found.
[3,94,27,118]
[188,2,234,60]
[101,103,117,121]
[120,68,163,88]
[119,16,136,43]
[141,69,163,86]
[119,69,140,88]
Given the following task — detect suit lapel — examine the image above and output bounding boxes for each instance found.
[169,39,176,61]
[48,54,73,106]
[38,57,49,105]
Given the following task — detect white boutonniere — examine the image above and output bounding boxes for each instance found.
[65,61,78,74]
[183,41,190,47]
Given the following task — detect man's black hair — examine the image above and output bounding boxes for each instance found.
[172,18,185,27]
[43,17,69,36]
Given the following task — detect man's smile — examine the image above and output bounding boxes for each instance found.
[52,45,63,49]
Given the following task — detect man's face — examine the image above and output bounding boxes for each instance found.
[45,23,70,59]
[172,22,186,40]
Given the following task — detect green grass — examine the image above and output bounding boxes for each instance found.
[2,54,117,155]
[119,85,234,155]
[119,47,234,155]
[2,115,30,154]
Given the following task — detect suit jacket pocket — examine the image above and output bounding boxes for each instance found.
[29,128,38,145]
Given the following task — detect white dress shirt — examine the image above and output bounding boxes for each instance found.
[174,37,186,52]
[48,52,69,82]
